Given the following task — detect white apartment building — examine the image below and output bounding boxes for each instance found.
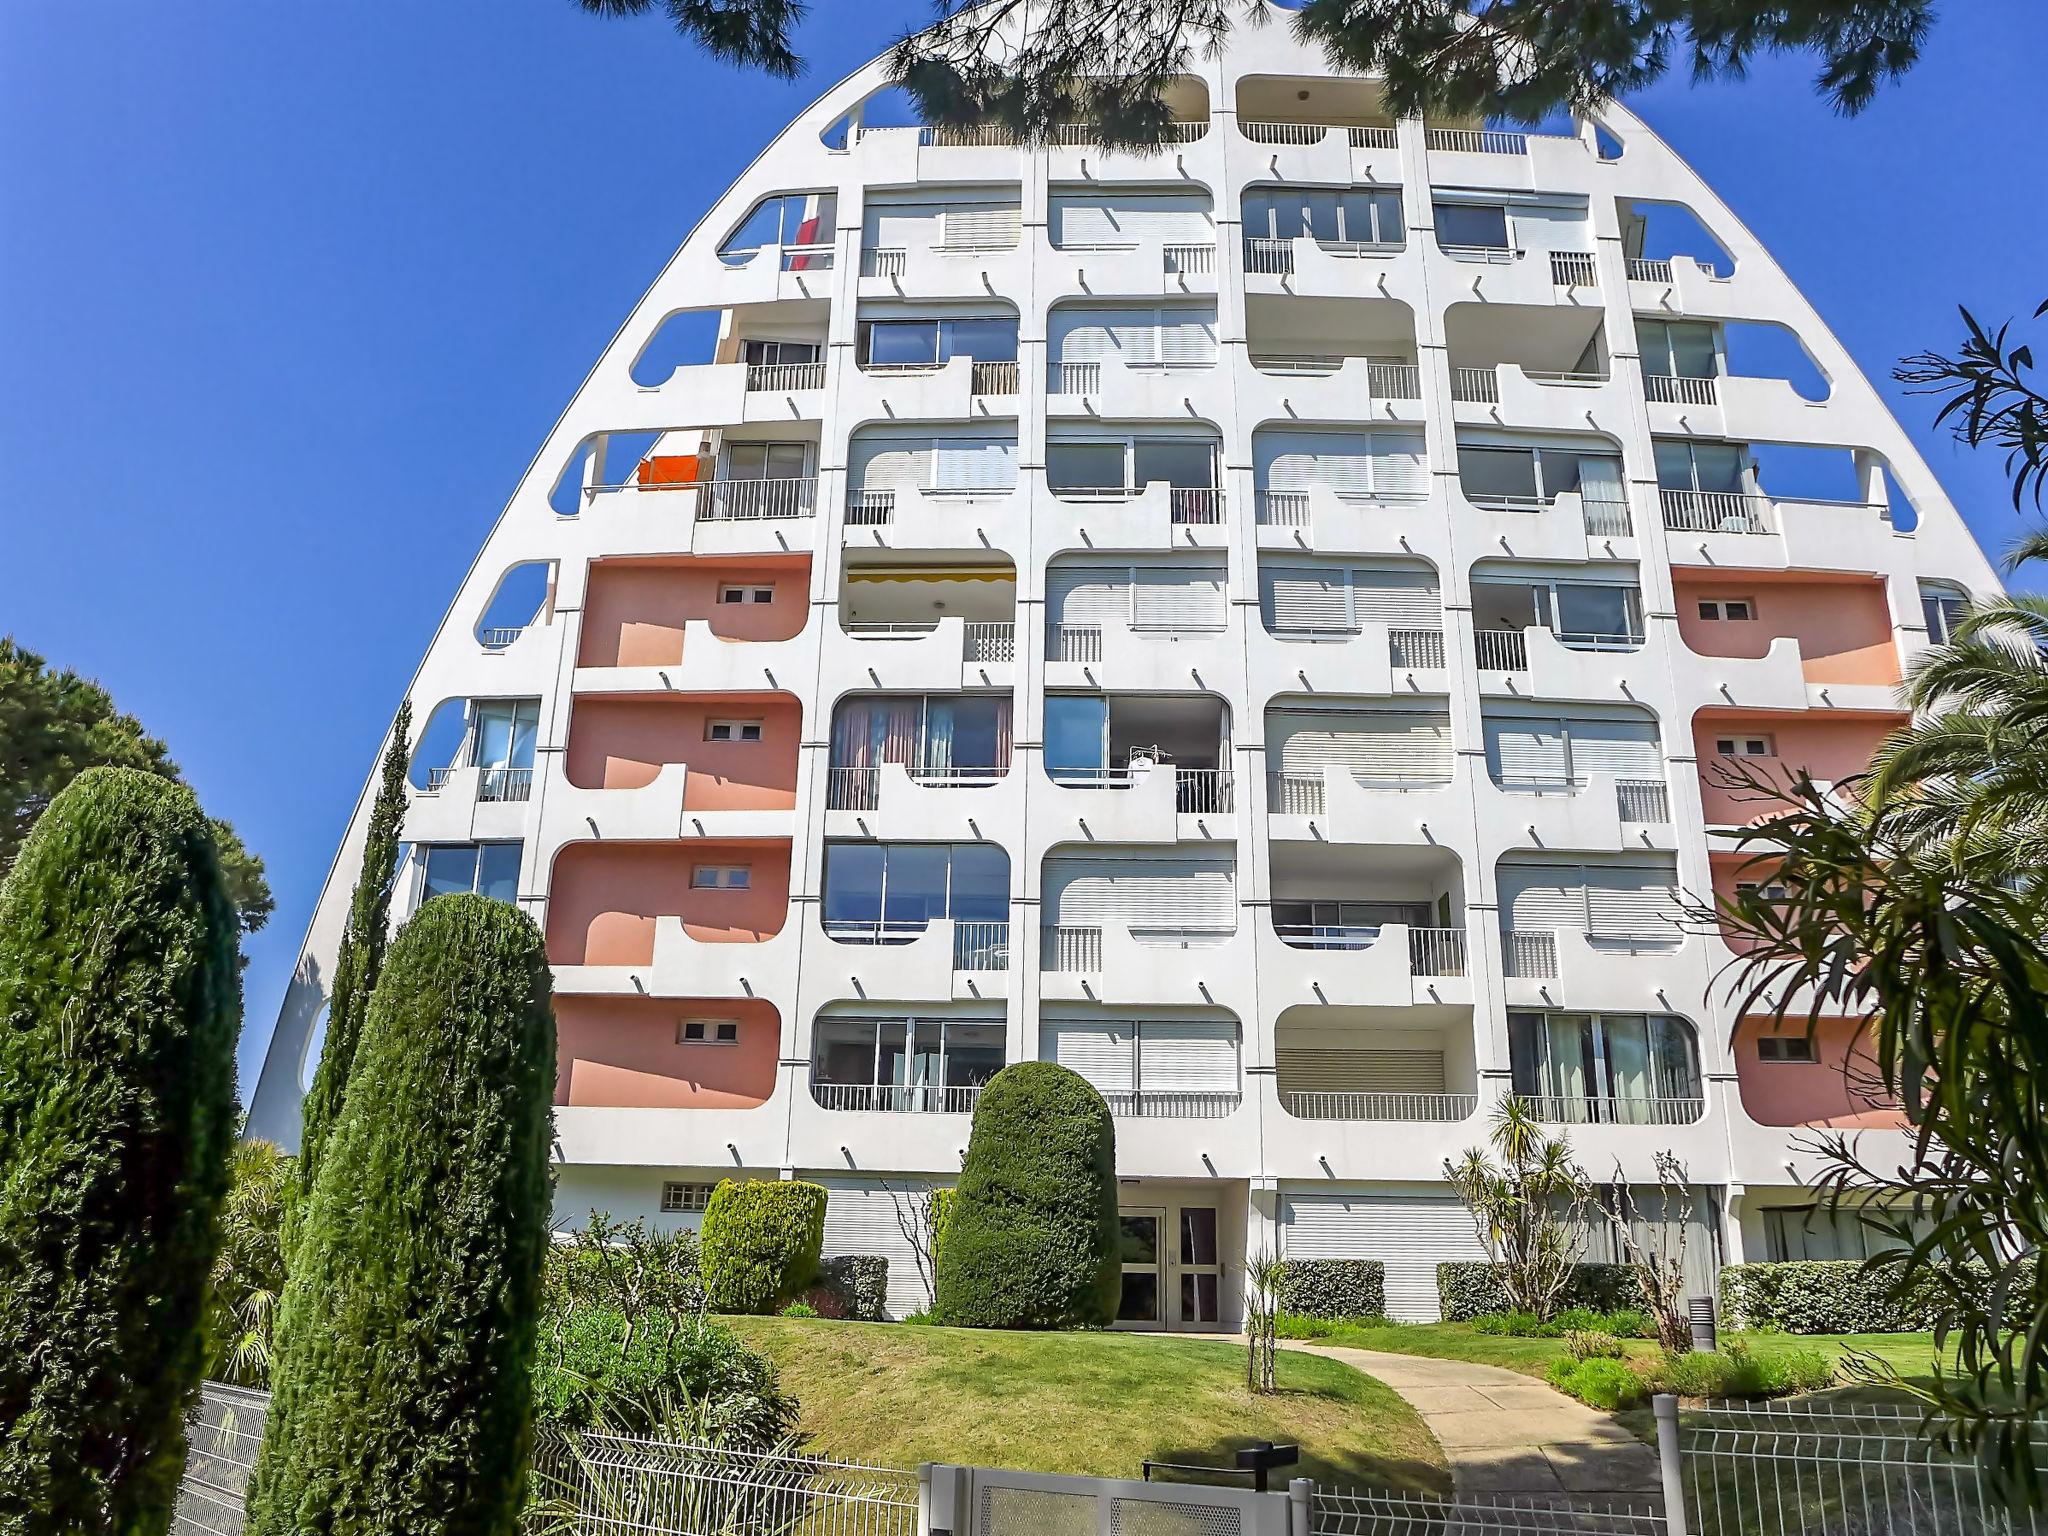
[248,14,2001,1329]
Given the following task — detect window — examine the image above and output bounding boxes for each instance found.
[1046,435,1219,496]
[859,314,1020,368]
[706,719,764,742]
[1755,1035,1816,1063]
[741,338,821,367]
[829,696,1014,794]
[821,842,1009,940]
[661,1181,715,1213]
[679,1018,741,1045]
[1735,878,1790,902]
[718,192,836,265]
[1434,201,1511,250]
[1636,318,1720,380]
[1508,1011,1701,1117]
[1457,445,1624,511]
[1697,598,1754,621]
[719,584,775,604]
[421,843,521,905]
[1654,438,1746,494]
[723,441,809,482]
[1471,578,1645,649]
[1716,736,1774,757]
[1242,186,1404,247]
[811,1014,1007,1107]
[691,865,751,889]
[1921,584,1969,644]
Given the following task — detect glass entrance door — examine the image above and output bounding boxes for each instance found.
[1116,1209,1165,1326]
[1176,1207,1223,1328]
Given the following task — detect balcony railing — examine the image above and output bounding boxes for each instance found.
[777,243,835,271]
[479,766,533,803]
[825,765,1008,810]
[1409,926,1468,977]
[478,626,527,650]
[846,488,895,525]
[971,359,1019,395]
[1644,373,1718,406]
[1243,237,1295,276]
[822,918,929,946]
[1627,257,1675,283]
[1256,489,1310,527]
[1427,126,1528,155]
[1283,1091,1478,1123]
[1660,488,1773,534]
[1582,496,1634,537]
[811,1082,987,1114]
[963,621,1016,663]
[861,247,907,279]
[1390,627,1447,668]
[1170,488,1226,525]
[1524,1094,1706,1126]
[1275,923,1379,952]
[1099,1090,1240,1119]
[952,921,1011,971]
[1053,360,1101,395]
[746,361,825,392]
[1176,768,1234,814]
[1349,124,1399,149]
[1451,366,1500,404]
[1440,242,1519,264]
[1047,623,1103,663]
[1044,120,1208,147]
[1368,361,1422,399]
[1550,251,1599,288]
[919,124,1016,147]
[1238,119,1330,145]
[1041,924,1102,972]
[843,621,938,639]
[1502,928,1559,979]
[1473,628,1530,671]
[1616,778,1672,824]
[1163,243,1215,275]
[705,477,817,521]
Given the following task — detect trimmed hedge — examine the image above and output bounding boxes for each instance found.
[934,1062,1120,1329]
[1720,1261,1933,1333]
[701,1181,827,1315]
[1275,1260,1386,1320]
[820,1255,889,1322]
[1437,1261,1637,1322]
[0,769,242,1536]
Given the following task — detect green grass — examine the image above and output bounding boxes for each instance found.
[726,1317,1449,1493]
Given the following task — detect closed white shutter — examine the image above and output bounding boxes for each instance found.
[1139,1019,1239,1092]
[931,437,1019,492]
[1348,567,1441,627]
[848,434,933,491]
[1275,1048,1446,1095]
[1049,306,1154,367]
[1271,710,1452,782]
[1260,565,1353,633]
[818,1177,939,1320]
[1042,1017,1137,1094]
[864,202,939,248]
[1258,431,1378,498]
[1567,716,1662,778]
[1498,862,1588,929]
[1130,561,1226,629]
[1280,1192,1486,1320]
[1045,564,1132,627]
[939,202,1021,249]
[1050,192,1213,247]
[1370,431,1429,499]
[1043,855,1237,933]
[1585,863,1683,940]
[1485,712,1570,782]
[1156,305,1218,367]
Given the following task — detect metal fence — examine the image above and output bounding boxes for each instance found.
[1315,1487,1667,1535]
[174,1384,268,1536]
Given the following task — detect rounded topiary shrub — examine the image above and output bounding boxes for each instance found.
[700,1180,828,1315]
[934,1062,1120,1329]
[0,769,241,1536]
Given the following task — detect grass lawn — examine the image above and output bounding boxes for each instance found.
[726,1317,1449,1494]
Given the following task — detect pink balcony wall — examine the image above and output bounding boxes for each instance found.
[565,694,802,809]
[555,995,778,1109]
[1692,712,1903,826]
[1733,1015,1905,1129]
[1672,572,1900,687]
[546,840,791,965]
[578,554,810,667]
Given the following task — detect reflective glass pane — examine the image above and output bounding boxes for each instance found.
[822,844,886,926]
[1133,438,1216,489]
[1555,585,1636,639]
[1118,1272,1160,1323]
[1436,203,1509,248]
[880,844,950,926]
[1046,442,1126,492]
[1459,447,1540,501]
[476,843,521,903]
[942,316,1019,362]
[945,844,1010,921]
[1180,1207,1219,1265]
[1181,1272,1220,1325]
[1044,695,1109,781]
[422,845,479,901]
[1119,1213,1161,1264]
[866,320,940,366]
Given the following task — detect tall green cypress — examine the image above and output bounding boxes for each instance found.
[0,768,242,1536]
[245,895,556,1536]
[295,699,411,1199]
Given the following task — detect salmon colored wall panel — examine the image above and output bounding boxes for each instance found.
[545,840,791,964]
[564,695,801,806]
[555,995,778,1108]
[1733,1015,1904,1129]
[1672,575,1900,686]
[1692,714,1900,825]
[578,556,810,667]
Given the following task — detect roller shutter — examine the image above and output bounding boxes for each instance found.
[1257,431,1380,499]
[1260,565,1353,633]
[1045,565,1131,627]
[938,202,1021,249]
[862,201,940,248]
[1497,861,1588,930]
[1485,713,1570,783]
[1566,716,1662,778]
[1138,1018,1240,1092]
[1275,1048,1446,1095]
[1049,305,1217,368]
[1131,561,1226,629]
[931,437,1018,492]
[817,1177,941,1320]
[1042,1017,1137,1094]
[1280,1192,1487,1320]
[848,434,933,491]
[1585,864,1683,940]
[1269,709,1452,782]
[1373,432,1429,499]
[1050,191,1214,248]
[1349,568,1440,626]
[1043,854,1237,936]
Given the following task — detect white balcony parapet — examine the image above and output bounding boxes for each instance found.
[1427,126,1530,155]
[1644,373,1718,406]
[1660,488,1773,534]
[1282,1091,1478,1123]
[704,477,816,521]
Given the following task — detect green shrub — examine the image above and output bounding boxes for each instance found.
[1655,1346,1765,1399]
[205,1140,293,1389]
[930,1186,957,1270]
[934,1062,1120,1329]
[780,1301,820,1318]
[1276,1313,1334,1339]
[1600,1308,1655,1339]
[819,1255,889,1322]
[701,1181,827,1315]
[245,896,556,1536]
[1546,1356,1649,1410]
[0,769,241,1536]
[1720,1260,1939,1334]
[1763,1347,1836,1394]
[545,1215,705,1321]
[1274,1259,1386,1320]
[1552,1306,1604,1334]
[1568,1330,1627,1361]
[533,1307,798,1445]
[1437,1261,1637,1322]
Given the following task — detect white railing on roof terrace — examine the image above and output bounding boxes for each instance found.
[1627,256,1675,283]
[1474,628,1530,672]
[920,124,1016,147]
[1660,488,1774,534]
[1452,367,1500,403]
[746,361,825,392]
[1645,373,1719,406]
[1243,236,1295,275]
[962,621,1015,663]
[1349,124,1399,149]
[705,476,815,521]
[971,359,1019,395]
[1550,251,1600,288]
[1428,126,1529,154]
[1238,120,1329,145]
[1163,243,1215,275]
[861,247,906,279]
[1284,1091,1478,1123]
[1170,487,1225,525]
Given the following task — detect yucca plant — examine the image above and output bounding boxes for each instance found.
[1444,1096,1591,1320]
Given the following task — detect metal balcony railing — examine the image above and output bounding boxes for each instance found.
[1267,773,1323,815]
[822,918,929,946]
[1550,251,1600,288]
[1582,496,1634,537]
[1616,778,1672,824]
[1275,924,1380,952]
[1170,487,1225,525]
[479,766,532,803]
[1283,1091,1478,1123]
[1040,924,1102,972]
[423,767,457,791]
[952,921,1011,972]
[1175,768,1233,814]
[1644,373,1718,406]
[1163,243,1215,275]
[1389,627,1447,669]
[1428,126,1528,155]
[478,626,527,649]
[861,247,906,279]
[825,767,880,811]
[1451,366,1500,403]
[843,621,938,639]
[746,361,825,392]
[1473,628,1530,671]
[962,621,1015,663]
[1099,1090,1240,1119]
[1409,926,1468,977]
[1349,124,1399,149]
[777,243,835,271]
[970,359,1019,395]
[1052,360,1101,395]
[1440,242,1519,264]
[1368,362,1422,399]
[1524,1094,1706,1126]
[705,477,816,521]
[1660,488,1774,534]
[811,1083,986,1114]
[1238,119,1329,145]
[846,488,895,526]
[1627,257,1674,283]
[1256,489,1311,527]
[1502,928,1559,978]
[1047,623,1103,663]
[919,124,1016,147]
[1242,236,1295,276]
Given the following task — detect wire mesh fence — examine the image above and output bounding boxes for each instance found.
[173,1383,269,1536]
[1314,1487,1667,1535]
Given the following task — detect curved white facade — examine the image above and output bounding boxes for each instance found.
[250,13,2000,1326]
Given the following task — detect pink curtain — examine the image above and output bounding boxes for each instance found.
[883,700,922,768]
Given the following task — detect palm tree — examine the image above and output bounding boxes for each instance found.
[204,1140,292,1387]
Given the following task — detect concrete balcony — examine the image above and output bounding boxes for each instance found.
[1474,623,1659,701]
[1041,618,1238,692]
[1451,363,1631,435]
[1626,253,1752,319]
[1482,773,1679,854]
[1500,927,1706,1014]
[1467,490,1641,564]
[1423,239,1600,310]
[407,764,534,844]
[1034,762,1190,846]
[1037,481,1231,557]
[1254,922,1475,1009]
[822,761,1016,843]
[1661,491,1908,577]
[1251,623,1399,697]
[806,915,1012,1004]
[1251,486,1440,560]
[552,919,798,1003]
[1646,372,1845,447]
[1040,232,1220,300]
[554,1102,788,1171]
[532,761,689,851]
[1037,922,1250,1010]
[1244,355,1427,428]
[627,359,749,426]
[1241,236,1415,304]
[1045,358,1232,427]
[841,485,1026,558]
[1233,118,1401,185]
[839,356,976,421]
[571,622,810,697]
[823,616,1017,696]
[854,238,1028,302]
[704,243,839,307]
[1264,766,1459,846]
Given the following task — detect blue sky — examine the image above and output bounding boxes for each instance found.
[4,0,2045,1093]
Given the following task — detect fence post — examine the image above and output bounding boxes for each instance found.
[1287,1477,1314,1536]
[1653,1393,1690,1536]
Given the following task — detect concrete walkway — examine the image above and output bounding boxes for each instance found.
[1284,1342,1663,1501]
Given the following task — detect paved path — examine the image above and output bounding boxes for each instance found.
[1284,1342,1663,1501]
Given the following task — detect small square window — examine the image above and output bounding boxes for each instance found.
[691,865,751,889]
[678,1018,741,1045]
[1736,879,1791,902]
[719,584,775,605]
[1698,598,1756,621]
[1756,1036,1817,1063]
[661,1181,714,1212]
[1717,736,1774,757]
[706,719,764,743]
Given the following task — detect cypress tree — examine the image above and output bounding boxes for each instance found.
[245,894,556,1536]
[295,699,411,1200]
[0,767,242,1536]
